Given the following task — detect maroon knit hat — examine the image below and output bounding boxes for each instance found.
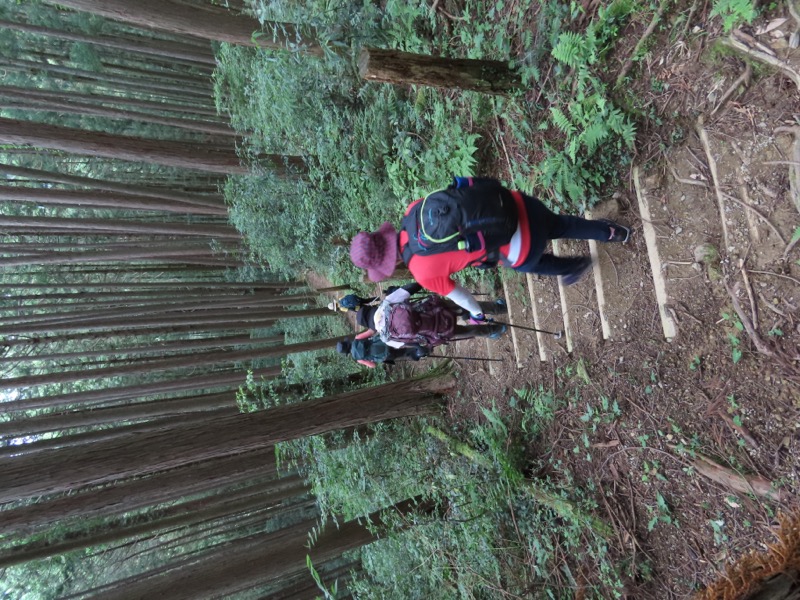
[349,221,398,282]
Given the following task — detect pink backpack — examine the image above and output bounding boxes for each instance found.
[379,297,456,347]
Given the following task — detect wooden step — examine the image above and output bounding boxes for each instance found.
[584,207,612,340]
[500,270,540,367]
[525,273,550,362]
[525,272,566,361]
[632,166,678,340]
[584,202,650,342]
[552,239,602,352]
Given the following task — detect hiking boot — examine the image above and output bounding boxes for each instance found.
[478,298,508,315]
[560,257,593,286]
[484,323,507,339]
[598,219,630,243]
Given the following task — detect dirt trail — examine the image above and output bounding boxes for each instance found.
[455,14,800,597]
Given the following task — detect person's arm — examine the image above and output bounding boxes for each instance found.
[355,329,375,340]
[445,283,484,319]
[400,282,423,295]
[383,287,411,305]
[356,359,377,368]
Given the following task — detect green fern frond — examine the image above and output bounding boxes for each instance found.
[581,122,609,154]
[550,107,575,136]
[567,137,580,162]
[552,31,584,67]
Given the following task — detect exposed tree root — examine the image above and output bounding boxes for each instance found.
[615,0,670,88]
[775,126,800,216]
[711,62,752,116]
[720,34,800,91]
[696,119,732,252]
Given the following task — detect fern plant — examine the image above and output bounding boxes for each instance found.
[709,0,757,32]
[535,0,636,207]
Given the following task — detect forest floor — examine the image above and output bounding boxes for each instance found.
[438,5,800,599]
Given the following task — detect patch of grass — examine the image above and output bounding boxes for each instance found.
[280,386,629,598]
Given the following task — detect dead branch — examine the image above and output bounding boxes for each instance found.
[723,279,774,356]
[720,35,800,91]
[615,0,669,87]
[789,0,800,28]
[710,62,752,116]
[756,291,789,319]
[691,452,784,501]
[740,263,759,331]
[696,119,732,252]
[668,163,708,187]
[750,269,800,286]
[782,233,800,262]
[774,126,800,215]
[720,191,786,245]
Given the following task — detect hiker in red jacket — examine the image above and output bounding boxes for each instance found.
[349,176,630,322]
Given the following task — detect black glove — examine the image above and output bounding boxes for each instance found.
[401,282,423,296]
[413,347,430,360]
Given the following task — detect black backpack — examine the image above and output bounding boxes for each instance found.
[400,181,518,266]
[350,337,392,363]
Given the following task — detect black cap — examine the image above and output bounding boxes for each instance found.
[336,340,352,354]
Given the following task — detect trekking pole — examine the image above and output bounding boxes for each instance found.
[491,320,563,339]
[429,355,504,362]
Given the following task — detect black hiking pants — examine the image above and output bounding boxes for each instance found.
[513,194,614,277]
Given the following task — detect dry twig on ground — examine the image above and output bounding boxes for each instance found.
[710,62,752,116]
[615,0,670,88]
[720,34,800,91]
[696,119,732,252]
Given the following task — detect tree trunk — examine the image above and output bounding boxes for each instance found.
[0,447,281,539]
[0,334,279,366]
[0,20,217,64]
[0,92,237,137]
[0,376,452,503]
[86,497,431,600]
[2,367,281,413]
[0,213,240,238]
[0,476,309,568]
[0,117,258,175]
[0,331,337,390]
[44,0,321,54]
[358,48,522,94]
[1,57,212,100]
[0,392,241,438]
[0,245,237,268]
[0,163,226,207]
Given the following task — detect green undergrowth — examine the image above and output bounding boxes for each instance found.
[217,0,637,283]
[278,387,629,599]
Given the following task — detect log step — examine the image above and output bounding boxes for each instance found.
[633,166,678,340]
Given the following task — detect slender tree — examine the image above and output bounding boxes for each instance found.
[0,117,251,174]
[0,19,217,65]
[0,375,452,503]
[82,497,434,600]
[43,0,321,54]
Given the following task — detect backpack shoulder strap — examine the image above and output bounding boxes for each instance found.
[399,200,423,265]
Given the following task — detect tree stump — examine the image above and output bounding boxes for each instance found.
[358,48,521,95]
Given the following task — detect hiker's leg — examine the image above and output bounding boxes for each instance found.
[514,252,591,277]
[522,193,613,242]
[454,324,506,339]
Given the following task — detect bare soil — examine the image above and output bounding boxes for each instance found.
[445,5,800,598]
